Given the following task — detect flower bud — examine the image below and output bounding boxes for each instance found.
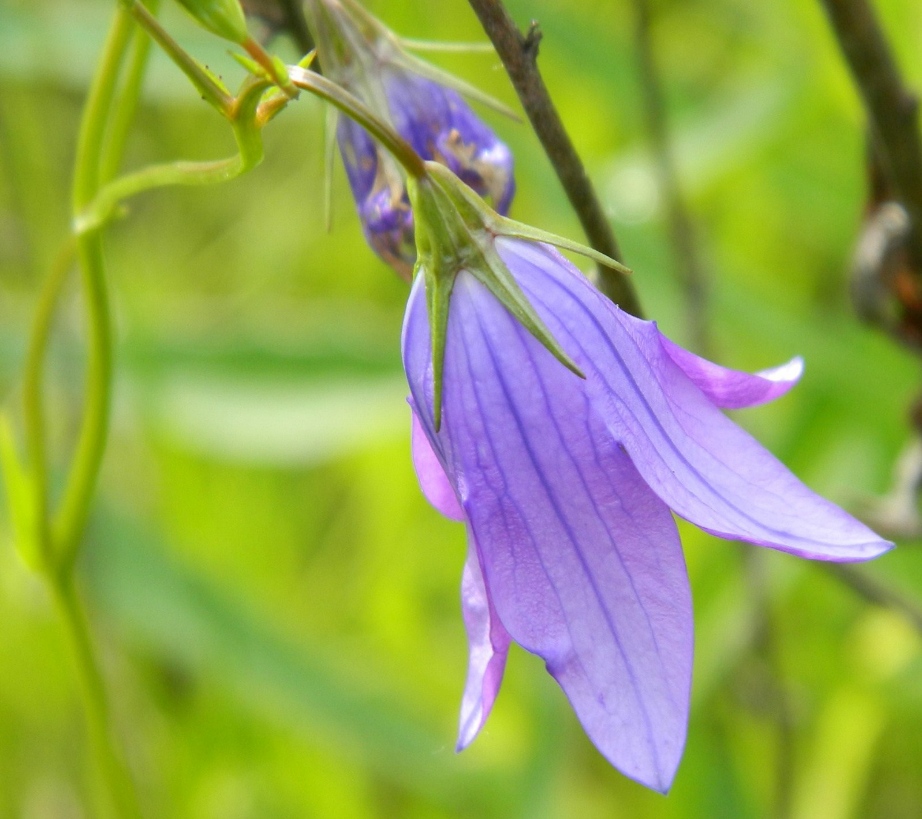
[305,0,515,277]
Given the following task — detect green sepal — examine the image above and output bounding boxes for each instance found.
[427,160,633,277]
[173,0,248,44]
[231,52,268,81]
[0,414,43,572]
[495,218,633,277]
[408,162,585,431]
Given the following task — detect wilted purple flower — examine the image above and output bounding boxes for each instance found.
[306,0,515,276]
[402,237,892,792]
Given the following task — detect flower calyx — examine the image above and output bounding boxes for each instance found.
[408,161,632,430]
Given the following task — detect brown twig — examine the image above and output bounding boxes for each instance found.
[632,0,708,352]
[818,0,922,271]
[466,0,643,317]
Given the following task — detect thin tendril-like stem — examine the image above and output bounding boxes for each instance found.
[51,231,113,568]
[52,573,142,819]
[120,0,233,114]
[100,0,160,185]
[37,6,143,814]
[287,65,425,177]
[21,239,75,568]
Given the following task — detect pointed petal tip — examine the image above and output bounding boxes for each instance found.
[703,527,895,562]
[759,355,804,384]
[454,725,476,754]
[598,744,679,794]
[821,537,895,562]
[455,701,484,752]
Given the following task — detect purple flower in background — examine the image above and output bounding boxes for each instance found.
[402,237,892,791]
[307,0,515,276]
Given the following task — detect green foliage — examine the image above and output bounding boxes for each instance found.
[1,0,922,816]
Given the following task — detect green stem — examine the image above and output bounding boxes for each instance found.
[21,240,76,568]
[120,0,233,115]
[54,1,133,568]
[77,155,247,234]
[51,573,141,819]
[287,65,425,177]
[77,83,267,234]
[72,8,134,211]
[100,0,160,185]
[52,232,112,570]
[48,7,142,814]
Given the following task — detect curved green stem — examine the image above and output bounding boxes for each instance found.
[287,65,425,177]
[46,7,142,814]
[52,231,112,570]
[21,240,75,568]
[100,0,160,185]
[77,154,247,234]
[77,85,267,234]
[52,573,141,819]
[121,0,233,115]
[54,1,134,568]
[72,9,134,211]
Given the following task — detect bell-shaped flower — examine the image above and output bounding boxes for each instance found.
[305,0,515,276]
[402,163,892,792]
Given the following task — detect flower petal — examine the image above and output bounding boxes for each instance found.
[457,540,511,750]
[410,407,464,521]
[499,238,893,562]
[658,335,803,409]
[403,274,693,791]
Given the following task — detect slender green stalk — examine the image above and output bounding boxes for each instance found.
[52,232,113,569]
[72,8,135,212]
[21,240,75,569]
[100,0,160,185]
[287,65,425,177]
[78,154,247,234]
[54,3,133,568]
[121,0,234,114]
[51,573,141,819]
[41,6,143,815]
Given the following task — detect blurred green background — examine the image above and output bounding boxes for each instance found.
[2,0,922,816]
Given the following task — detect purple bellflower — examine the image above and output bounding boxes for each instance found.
[402,163,893,792]
[305,0,515,277]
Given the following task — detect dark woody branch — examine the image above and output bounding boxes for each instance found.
[467,0,644,318]
[819,0,922,270]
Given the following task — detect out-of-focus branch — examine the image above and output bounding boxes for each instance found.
[827,562,922,634]
[819,0,922,271]
[742,550,796,819]
[466,0,643,318]
[632,0,708,352]
[241,0,315,54]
